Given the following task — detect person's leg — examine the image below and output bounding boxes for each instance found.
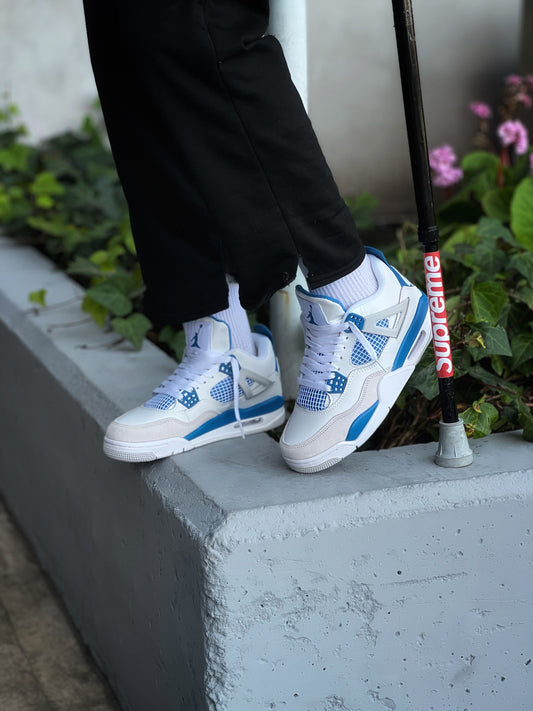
[83,0,366,323]
[83,0,429,465]
[83,0,292,461]
[83,0,231,323]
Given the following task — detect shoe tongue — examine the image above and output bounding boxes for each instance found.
[185,317,230,354]
[296,288,345,325]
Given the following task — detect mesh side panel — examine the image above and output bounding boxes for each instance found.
[351,319,389,366]
[297,386,328,411]
[351,344,373,366]
[144,394,176,410]
[210,377,249,404]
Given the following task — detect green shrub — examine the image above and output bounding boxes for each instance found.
[0,103,156,352]
[376,76,533,446]
[1,92,531,447]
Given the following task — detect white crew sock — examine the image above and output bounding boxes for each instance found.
[183,277,254,354]
[308,254,378,307]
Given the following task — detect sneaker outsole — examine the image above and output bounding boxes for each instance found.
[103,405,286,463]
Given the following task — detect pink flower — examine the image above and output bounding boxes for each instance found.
[517,93,533,108]
[506,74,523,86]
[429,144,463,189]
[497,120,530,155]
[526,75,533,89]
[433,166,464,188]
[429,144,457,172]
[469,101,492,119]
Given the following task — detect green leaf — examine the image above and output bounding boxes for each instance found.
[62,225,88,254]
[468,171,498,201]
[466,363,521,394]
[516,285,533,310]
[27,215,67,238]
[511,332,533,369]
[82,294,108,327]
[471,281,508,325]
[67,256,104,279]
[30,171,65,197]
[0,143,31,172]
[408,362,439,400]
[28,289,47,307]
[490,354,504,376]
[504,151,531,186]
[80,114,103,146]
[129,263,145,293]
[472,244,507,276]
[112,313,152,350]
[35,194,55,209]
[445,294,461,327]
[85,281,132,316]
[437,199,484,227]
[510,176,533,251]
[462,151,500,175]
[0,103,20,122]
[105,272,138,297]
[159,324,185,360]
[441,225,478,269]
[481,187,514,223]
[509,251,533,284]
[519,409,533,442]
[461,399,499,438]
[477,324,512,357]
[89,245,125,272]
[27,217,87,254]
[476,217,515,245]
[120,221,137,255]
[346,192,379,231]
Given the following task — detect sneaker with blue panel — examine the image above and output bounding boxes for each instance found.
[103,318,285,462]
[280,247,432,473]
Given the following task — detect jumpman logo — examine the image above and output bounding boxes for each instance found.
[191,324,203,348]
[307,305,318,325]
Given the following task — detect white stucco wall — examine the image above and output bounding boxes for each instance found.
[0,0,96,139]
[307,0,523,217]
[0,0,524,217]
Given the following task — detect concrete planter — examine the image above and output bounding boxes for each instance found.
[1,237,532,711]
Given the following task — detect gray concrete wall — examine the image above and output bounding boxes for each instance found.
[2,237,533,710]
[0,0,524,216]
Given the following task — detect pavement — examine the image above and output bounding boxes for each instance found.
[0,497,121,711]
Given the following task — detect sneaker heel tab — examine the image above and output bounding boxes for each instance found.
[253,323,274,345]
[366,246,411,288]
[365,245,388,263]
[295,284,312,297]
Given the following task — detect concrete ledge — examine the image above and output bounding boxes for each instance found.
[1,237,533,711]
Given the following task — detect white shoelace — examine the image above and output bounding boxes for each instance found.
[298,318,381,391]
[153,349,245,437]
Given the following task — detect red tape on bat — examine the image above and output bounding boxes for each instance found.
[424,251,454,378]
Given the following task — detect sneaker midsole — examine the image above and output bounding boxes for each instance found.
[103,402,286,461]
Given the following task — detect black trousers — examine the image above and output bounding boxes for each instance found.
[83,0,364,324]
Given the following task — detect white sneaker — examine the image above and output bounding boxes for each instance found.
[103,319,285,462]
[280,247,432,473]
